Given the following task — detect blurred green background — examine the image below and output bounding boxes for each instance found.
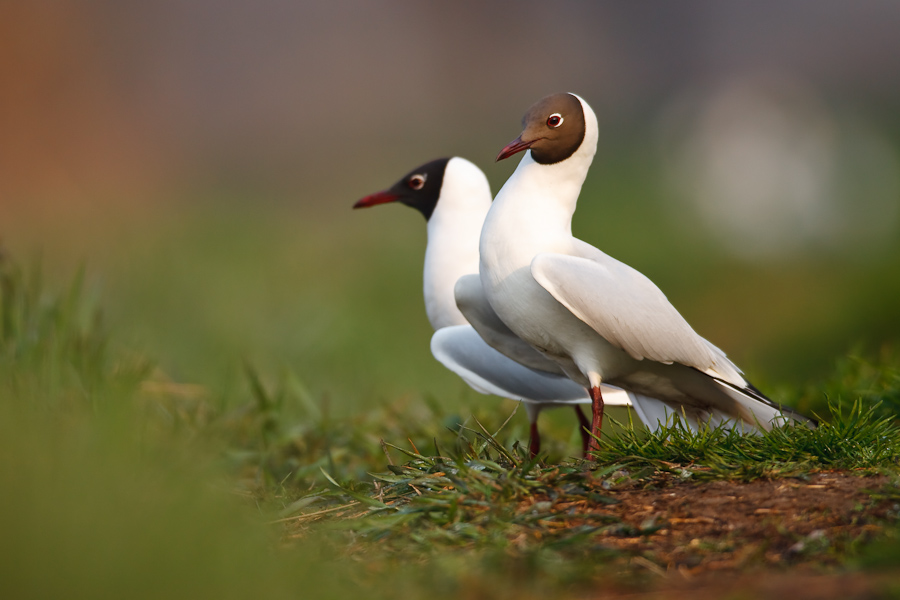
[2,2,900,597]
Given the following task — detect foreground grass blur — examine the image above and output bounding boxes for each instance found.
[0,257,365,599]
[3,253,900,599]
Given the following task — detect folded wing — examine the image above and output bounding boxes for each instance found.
[430,325,593,402]
[530,243,721,373]
[531,242,815,430]
[454,274,567,375]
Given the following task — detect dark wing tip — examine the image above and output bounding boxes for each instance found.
[697,369,818,429]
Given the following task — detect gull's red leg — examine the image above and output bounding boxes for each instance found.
[587,386,605,454]
[528,421,541,458]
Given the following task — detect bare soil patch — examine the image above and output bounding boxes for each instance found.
[539,471,893,575]
[520,471,898,598]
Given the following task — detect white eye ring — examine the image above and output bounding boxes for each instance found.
[547,113,564,128]
[409,174,426,190]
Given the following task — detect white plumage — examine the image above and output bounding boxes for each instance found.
[355,156,647,455]
[479,93,814,451]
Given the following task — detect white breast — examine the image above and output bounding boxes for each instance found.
[422,157,492,330]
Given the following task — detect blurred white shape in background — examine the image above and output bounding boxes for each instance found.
[659,74,900,260]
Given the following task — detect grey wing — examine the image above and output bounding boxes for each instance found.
[430,326,590,402]
[530,244,813,431]
[430,326,636,408]
[454,274,567,375]
[530,243,720,371]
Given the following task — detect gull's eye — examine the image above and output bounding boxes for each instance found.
[408,174,426,190]
[547,113,563,128]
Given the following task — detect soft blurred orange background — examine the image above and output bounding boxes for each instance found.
[5,3,899,207]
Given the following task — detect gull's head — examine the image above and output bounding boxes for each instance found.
[353,157,451,220]
[496,92,597,165]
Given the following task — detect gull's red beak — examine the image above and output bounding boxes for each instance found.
[496,135,536,162]
[353,190,399,209]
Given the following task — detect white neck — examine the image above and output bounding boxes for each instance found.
[422,157,493,330]
[480,95,599,278]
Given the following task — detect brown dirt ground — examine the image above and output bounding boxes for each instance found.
[591,472,890,571]
[535,471,898,598]
[580,472,892,574]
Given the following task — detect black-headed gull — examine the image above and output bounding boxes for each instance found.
[479,92,815,452]
[354,157,644,456]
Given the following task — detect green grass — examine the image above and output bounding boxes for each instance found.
[591,401,900,480]
[253,393,900,596]
[213,327,900,595]
[0,256,369,600]
[3,241,900,598]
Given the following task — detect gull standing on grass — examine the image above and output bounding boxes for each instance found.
[354,157,660,456]
[477,92,815,453]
